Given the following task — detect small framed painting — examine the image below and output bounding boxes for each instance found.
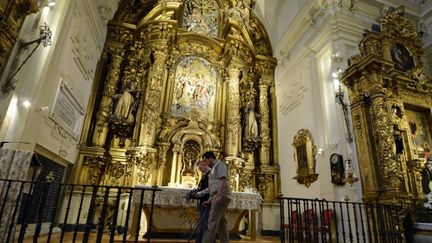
[292,129,318,187]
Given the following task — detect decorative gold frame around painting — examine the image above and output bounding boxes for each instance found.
[292,129,318,187]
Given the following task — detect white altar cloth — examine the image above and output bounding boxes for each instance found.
[129,186,262,239]
[133,186,262,210]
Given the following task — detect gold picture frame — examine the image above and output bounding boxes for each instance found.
[292,129,318,187]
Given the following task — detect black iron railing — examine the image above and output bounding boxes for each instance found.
[279,196,406,243]
[0,178,160,243]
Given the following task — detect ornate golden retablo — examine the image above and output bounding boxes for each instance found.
[73,0,280,203]
[341,6,432,207]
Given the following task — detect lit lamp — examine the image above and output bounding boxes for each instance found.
[344,159,358,185]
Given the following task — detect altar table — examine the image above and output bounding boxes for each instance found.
[130,186,262,240]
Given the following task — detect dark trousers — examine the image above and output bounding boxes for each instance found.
[196,203,211,243]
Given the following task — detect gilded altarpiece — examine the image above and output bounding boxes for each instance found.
[341,7,432,208]
[73,0,279,203]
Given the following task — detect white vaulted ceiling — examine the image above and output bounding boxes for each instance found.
[255,0,303,50]
[254,0,432,53]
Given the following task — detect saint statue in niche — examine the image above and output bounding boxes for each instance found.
[112,72,139,123]
[244,101,259,137]
[226,0,253,29]
[113,88,135,123]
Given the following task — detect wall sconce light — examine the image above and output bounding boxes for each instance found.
[29,153,43,181]
[332,68,353,143]
[22,98,32,108]
[1,23,52,95]
[331,51,343,63]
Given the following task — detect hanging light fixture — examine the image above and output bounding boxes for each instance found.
[1,22,52,94]
[344,159,358,185]
[28,153,43,181]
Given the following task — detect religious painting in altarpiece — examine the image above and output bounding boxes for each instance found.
[182,0,219,37]
[405,107,432,160]
[171,56,218,120]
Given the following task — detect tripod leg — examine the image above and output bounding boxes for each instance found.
[187,212,208,243]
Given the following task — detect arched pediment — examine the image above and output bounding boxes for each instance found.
[169,119,214,148]
[169,35,224,68]
[138,2,183,25]
[175,33,224,54]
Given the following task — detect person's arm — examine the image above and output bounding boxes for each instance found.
[196,187,209,197]
[216,177,226,197]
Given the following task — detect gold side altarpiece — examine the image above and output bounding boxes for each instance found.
[72,0,280,203]
[342,7,432,209]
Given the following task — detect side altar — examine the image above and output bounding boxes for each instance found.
[130,186,262,240]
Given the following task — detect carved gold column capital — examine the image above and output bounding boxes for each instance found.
[125,147,157,185]
[84,155,107,185]
[255,58,277,78]
[107,24,134,44]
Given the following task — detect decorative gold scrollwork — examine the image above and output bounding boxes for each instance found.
[292,129,318,188]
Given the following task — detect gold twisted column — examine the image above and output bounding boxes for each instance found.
[258,76,271,166]
[369,91,405,197]
[92,47,124,146]
[225,63,242,157]
[139,45,168,147]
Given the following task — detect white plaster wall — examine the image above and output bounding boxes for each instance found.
[277,54,325,199]
[264,3,389,233]
[0,0,117,165]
